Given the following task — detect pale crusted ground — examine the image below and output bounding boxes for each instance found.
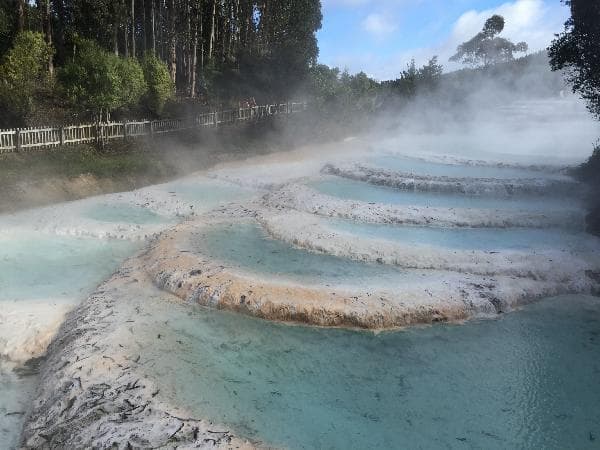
[21,257,259,449]
[13,135,600,447]
[142,206,600,329]
[259,209,600,280]
[263,183,586,229]
[0,300,74,363]
[322,162,582,197]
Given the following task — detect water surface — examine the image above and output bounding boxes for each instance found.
[83,203,171,225]
[369,154,567,179]
[312,177,580,211]
[328,218,600,252]
[196,222,439,288]
[137,294,600,450]
[0,233,140,301]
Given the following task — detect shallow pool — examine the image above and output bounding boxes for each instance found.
[0,362,37,450]
[82,203,171,225]
[167,180,256,212]
[368,154,566,179]
[136,294,600,450]
[328,218,600,252]
[196,222,437,288]
[312,177,580,211]
[0,233,140,301]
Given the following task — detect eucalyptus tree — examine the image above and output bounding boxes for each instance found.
[450,15,528,67]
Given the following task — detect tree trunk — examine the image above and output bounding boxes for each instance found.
[113,24,119,55]
[122,0,129,57]
[208,0,216,61]
[17,0,25,31]
[151,0,156,54]
[190,20,198,97]
[186,0,192,91]
[44,0,53,76]
[131,0,136,58]
[168,0,177,84]
[141,0,147,53]
[199,1,204,70]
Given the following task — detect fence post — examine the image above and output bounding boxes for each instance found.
[15,129,20,152]
[59,127,65,146]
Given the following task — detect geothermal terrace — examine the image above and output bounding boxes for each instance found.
[2,114,600,448]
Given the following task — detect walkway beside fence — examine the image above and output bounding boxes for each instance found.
[0,102,307,153]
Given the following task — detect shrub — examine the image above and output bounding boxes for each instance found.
[141,53,173,115]
[0,31,53,117]
[60,38,147,119]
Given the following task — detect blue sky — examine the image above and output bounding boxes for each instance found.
[317,0,570,80]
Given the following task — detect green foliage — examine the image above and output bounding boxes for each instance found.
[549,0,600,119]
[308,64,378,118]
[450,15,528,67]
[0,31,53,117]
[0,3,13,54]
[141,53,174,115]
[382,57,443,98]
[117,58,147,108]
[59,38,147,117]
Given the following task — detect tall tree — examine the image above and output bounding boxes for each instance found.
[450,15,528,67]
[43,0,53,75]
[130,0,135,57]
[17,0,25,31]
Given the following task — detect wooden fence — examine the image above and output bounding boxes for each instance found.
[0,101,307,153]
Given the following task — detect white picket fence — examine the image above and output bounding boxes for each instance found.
[0,102,307,153]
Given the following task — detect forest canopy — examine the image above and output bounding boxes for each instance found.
[0,0,322,123]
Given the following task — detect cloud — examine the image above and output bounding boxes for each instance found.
[355,0,569,80]
[361,13,398,39]
[323,0,371,6]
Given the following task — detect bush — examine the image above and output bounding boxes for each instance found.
[60,38,147,119]
[117,57,147,108]
[141,53,173,115]
[0,31,53,118]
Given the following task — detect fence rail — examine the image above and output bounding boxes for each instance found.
[0,101,307,154]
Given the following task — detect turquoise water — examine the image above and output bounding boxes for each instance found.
[83,203,171,224]
[167,181,256,212]
[196,222,435,288]
[138,294,600,449]
[312,177,579,211]
[0,362,37,450]
[369,154,565,179]
[0,233,139,301]
[328,218,600,252]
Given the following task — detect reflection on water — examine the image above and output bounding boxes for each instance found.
[328,218,600,252]
[311,177,580,211]
[135,295,600,449]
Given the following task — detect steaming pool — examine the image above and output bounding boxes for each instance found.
[327,218,599,251]
[3,134,600,449]
[368,154,568,179]
[311,177,581,212]
[195,222,447,288]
